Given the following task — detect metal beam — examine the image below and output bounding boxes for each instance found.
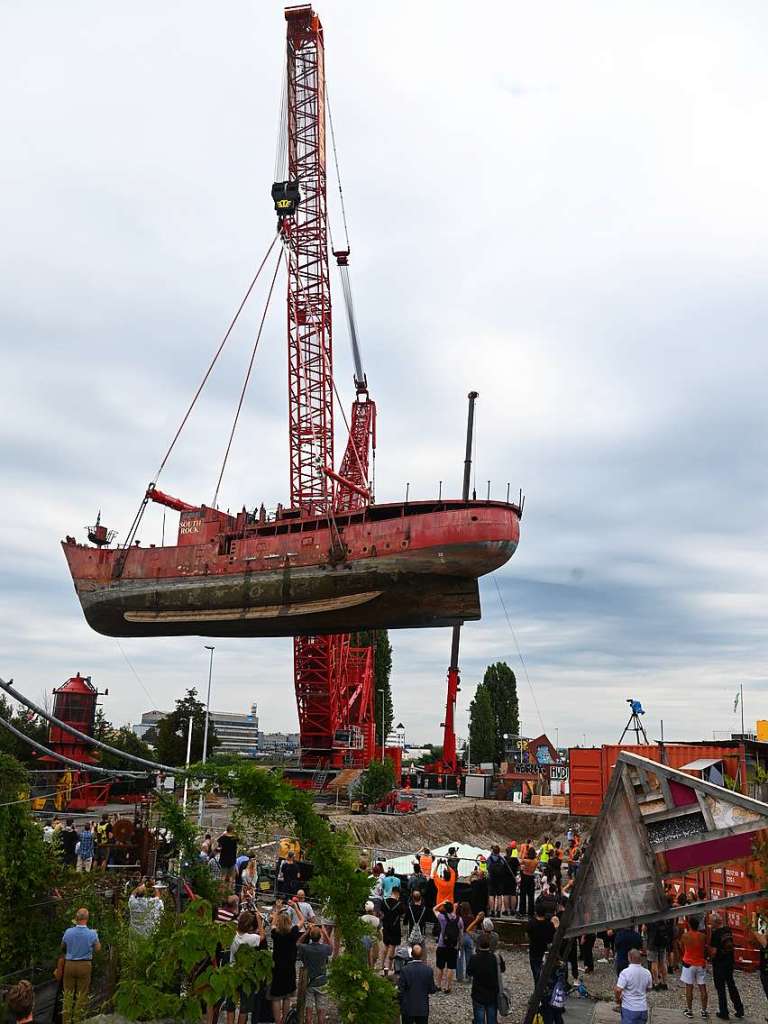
[565,889,768,938]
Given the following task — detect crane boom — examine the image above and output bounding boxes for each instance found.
[278,5,377,771]
[284,5,334,516]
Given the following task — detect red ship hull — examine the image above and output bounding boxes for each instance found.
[62,499,521,638]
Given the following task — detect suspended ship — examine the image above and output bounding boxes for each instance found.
[63,494,520,638]
[62,5,522,664]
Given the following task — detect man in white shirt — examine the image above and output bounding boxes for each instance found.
[289,889,315,928]
[616,948,653,1024]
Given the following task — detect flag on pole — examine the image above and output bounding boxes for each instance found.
[734,691,740,712]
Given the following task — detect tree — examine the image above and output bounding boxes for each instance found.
[354,630,394,745]
[93,709,155,770]
[351,757,396,806]
[145,689,219,767]
[468,684,495,764]
[0,753,61,972]
[0,695,49,764]
[482,661,520,762]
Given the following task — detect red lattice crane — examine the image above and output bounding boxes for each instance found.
[277,5,377,769]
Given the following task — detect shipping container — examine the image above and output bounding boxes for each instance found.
[568,748,603,817]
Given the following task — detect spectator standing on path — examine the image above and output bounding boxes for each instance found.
[486,846,505,916]
[289,890,315,929]
[59,908,100,1024]
[270,904,305,1024]
[408,862,429,901]
[381,866,400,900]
[419,848,433,877]
[467,932,505,1024]
[360,901,382,969]
[217,824,238,884]
[381,885,404,976]
[76,823,94,872]
[226,910,265,1024]
[5,979,34,1024]
[615,948,653,1024]
[60,818,78,867]
[297,925,333,1024]
[432,861,457,908]
[710,912,744,1020]
[502,843,519,915]
[550,842,563,892]
[278,850,301,897]
[519,845,538,917]
[456,901,476,982]
[398,942,437,1024]
[681,915,710,1019]
[127,881,164,936]
[469,865,488,917]
[646,918,671,990]
[527,901,557,982]
[406,890,429,950]
[434,899,463,994]
[615,923,644,976]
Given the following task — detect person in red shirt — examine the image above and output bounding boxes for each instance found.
[680,915,709,1019]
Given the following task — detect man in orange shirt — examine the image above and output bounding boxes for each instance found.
[432,861,457,906]
[680,915,709,1019]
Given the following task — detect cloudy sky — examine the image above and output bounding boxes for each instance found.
[2,1,767,750]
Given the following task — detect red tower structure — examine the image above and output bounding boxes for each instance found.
[281,5,376,769]
[38,673,111,811]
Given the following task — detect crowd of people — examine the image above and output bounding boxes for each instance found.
[40,813,130,871]
[11,821,768,1024]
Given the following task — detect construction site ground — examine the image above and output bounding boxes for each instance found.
[329,796,585,858]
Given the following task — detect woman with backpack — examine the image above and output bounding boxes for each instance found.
[406,890,429,953]
[434,899,463,994]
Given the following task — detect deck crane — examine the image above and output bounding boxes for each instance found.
[274,5,377,770]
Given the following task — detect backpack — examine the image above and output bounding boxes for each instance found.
[443,915,460,949]
[550,979,566,1009]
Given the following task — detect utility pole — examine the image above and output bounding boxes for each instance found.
[181,716,193,813]
[198,645,215,826]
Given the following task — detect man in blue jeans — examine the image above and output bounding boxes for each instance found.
[615,948,653,1024]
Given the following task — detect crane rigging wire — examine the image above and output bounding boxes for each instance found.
[493,575,547,735]
[326,85,351,252]
[118,234,280,552]
[212,246,285,507]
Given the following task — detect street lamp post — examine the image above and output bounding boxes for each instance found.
[198,645,215,826]
[181,716,193,813]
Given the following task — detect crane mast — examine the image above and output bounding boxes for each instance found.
[278,5,377,771]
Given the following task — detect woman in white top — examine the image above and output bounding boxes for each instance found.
[226,910,266,1024]
[240,858,259,900]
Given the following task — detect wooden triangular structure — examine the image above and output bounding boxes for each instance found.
[523,750,768,1024]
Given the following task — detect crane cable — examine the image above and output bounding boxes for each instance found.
[326,85,351,252]
[117,234,281,554]
[493,576,546,735]
[212,246,285,507]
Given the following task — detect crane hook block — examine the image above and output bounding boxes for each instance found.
[271,180,300,219]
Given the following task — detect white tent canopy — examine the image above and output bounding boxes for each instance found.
[378,841,490,877]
